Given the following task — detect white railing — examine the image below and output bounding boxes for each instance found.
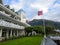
[0,11,21,22]
[50,36,60,40]
[0,11,11,17]
[0,4,21,20]
[0,20,24,29]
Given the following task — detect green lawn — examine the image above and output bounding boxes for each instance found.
[0,36,43,45]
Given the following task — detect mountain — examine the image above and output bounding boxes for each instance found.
[28,19,60,29]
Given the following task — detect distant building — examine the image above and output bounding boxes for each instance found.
[17,9,26,23]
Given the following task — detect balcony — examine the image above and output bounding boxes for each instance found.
[0,11,10,17]
[0,20,25,29]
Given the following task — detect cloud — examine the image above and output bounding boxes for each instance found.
[30,0,55,13]
[31,9,60,22]
[3,0,60,22]
[31,0,60,22]
[9,0,24,11]
[30,3,48,13]
[9,0,35,11]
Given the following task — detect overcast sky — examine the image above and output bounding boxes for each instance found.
[3,0,60,22]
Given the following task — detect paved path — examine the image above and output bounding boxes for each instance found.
[40,37,57,45]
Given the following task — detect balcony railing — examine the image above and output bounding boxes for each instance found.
[0,11,10,17]
[0,20,24,29]
[0,11,30,27]
[50,36,60,40]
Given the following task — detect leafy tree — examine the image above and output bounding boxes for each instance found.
[25,26,44,36]
[25,27,32,36]
[45,26,55,35]
[33,26,44,34]
[25,25,55,36]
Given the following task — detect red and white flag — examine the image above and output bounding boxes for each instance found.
[38,11,43,16]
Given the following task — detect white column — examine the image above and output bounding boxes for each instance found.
[17,30,18,37]
[6,30,9,39]
[0,29,2,41]
[10,29,12,38]
[18,30,20,36]
[13,30,15,37]
[0,29,2,38]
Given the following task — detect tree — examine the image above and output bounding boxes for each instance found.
[45,26,55,35]
[25,27,32,36]
[25,26,44,35]
[25,25,55,36]
[33,26,44,34]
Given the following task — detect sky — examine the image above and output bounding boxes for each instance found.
[3,0,60,22]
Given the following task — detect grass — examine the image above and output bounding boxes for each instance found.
[0,36,43,45]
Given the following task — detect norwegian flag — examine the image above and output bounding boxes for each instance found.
[38,11,43,16]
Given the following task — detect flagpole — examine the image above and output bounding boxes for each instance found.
[38,10,46,37]
[38,11,46,45]
[43,15,46,38]
[43,14,46,45]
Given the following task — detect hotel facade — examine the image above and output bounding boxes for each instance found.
[0,0,30,41]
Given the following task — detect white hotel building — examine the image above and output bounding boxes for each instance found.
[0,0,30,41]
